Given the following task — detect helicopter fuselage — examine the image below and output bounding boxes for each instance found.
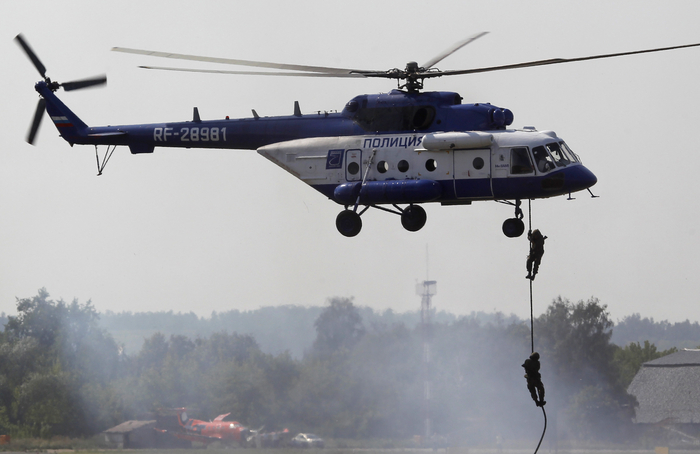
[39,82,513,151]
[35,80,595,237]
[258,129,596,205]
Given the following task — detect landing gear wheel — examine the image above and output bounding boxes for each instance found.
[401,205,427,232]
[502,218,525,238]
[336,210,362,237]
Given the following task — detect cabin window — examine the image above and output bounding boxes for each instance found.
[347,161,360,175]
[473,157,485,170]
[532,146,556,173]
[398,160,410,172]
[425,159,438,172]
[377,161,389,173]
[546,142,571,167]
[510,147,533,174]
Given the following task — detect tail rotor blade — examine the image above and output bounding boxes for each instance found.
[15,34,47,79]
[27,98,46,145]
[61,75,107,91]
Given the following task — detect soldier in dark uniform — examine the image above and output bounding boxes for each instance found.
[522,352,546,407]
[526,229,547,280]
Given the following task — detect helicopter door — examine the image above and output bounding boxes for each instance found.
[345,149,362,181]
[453,148,492,198]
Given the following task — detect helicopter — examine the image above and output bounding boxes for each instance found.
[16,33,700,237]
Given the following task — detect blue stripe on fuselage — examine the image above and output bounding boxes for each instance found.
[311,164,596,205]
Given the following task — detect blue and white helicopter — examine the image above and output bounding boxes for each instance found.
[17,34,700,237]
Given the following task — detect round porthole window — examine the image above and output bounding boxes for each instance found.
[425,159,438,172]
[473,157,484,170]
[398,160,409,172]
[377,161,389,173]
[348,162,360,175]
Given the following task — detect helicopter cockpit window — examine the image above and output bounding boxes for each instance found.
[510,147,533,174]
[532,146,555,173]
[559,141,580,163]
[546,142,571,167]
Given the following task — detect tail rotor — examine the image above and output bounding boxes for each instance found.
[27,98,46,145]
[15,33,106,144]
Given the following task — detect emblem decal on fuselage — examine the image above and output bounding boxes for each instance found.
[326,149,344,169]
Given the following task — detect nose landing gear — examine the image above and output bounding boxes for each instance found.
[502,199,525,238]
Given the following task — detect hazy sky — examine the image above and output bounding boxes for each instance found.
[1,1,699,323]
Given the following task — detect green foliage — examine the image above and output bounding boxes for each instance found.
[311,297,365,358]
[613,313,700,351]
[0,312,8,333]
[0,289,122,437]
[534,297,637,441]
[566,385,636,440]
[613,340,677,389]
[3,290,684,444]
[536,296,615,386]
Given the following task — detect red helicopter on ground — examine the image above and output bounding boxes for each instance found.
[157,408,256,446]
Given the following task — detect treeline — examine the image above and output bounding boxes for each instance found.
[94,306,698,360]
[0,290,684,443]
[97,306,517,358]
[612,313,700,351]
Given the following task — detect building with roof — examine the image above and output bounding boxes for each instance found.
[627,349,700,444]
[103,420,157,449]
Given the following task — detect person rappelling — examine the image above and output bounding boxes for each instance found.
[522,352,546,407]
[526,229,547,280]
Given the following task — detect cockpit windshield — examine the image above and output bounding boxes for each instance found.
[532,146,556,173]
[546,142,569,167]
[559,141,580,163]
[545,141,580,167]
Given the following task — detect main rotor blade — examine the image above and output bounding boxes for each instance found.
[138,65,366,78]
[27,98,46,145]
[113,47,371,75]
[15,34,47,78]
[422,32,489,69]
[438,42,700,77]
[61,75,107,91]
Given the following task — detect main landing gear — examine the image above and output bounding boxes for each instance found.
[502,199,526,238]
[335,204,427,237]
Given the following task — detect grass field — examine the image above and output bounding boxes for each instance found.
[1,436,697,454]
[2,446,699,454]
[3,450,698,454]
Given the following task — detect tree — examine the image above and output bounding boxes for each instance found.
[613,340,677,389]
[536,297,616,389]
[535,297,637,441]
[311,297,365,358]
[0,289,122,437]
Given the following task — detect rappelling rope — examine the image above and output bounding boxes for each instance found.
[534,407,547,454]
[527,199,547,454]
[528,199,534,353]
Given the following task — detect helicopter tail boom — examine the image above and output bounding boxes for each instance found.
[35,81,90,145]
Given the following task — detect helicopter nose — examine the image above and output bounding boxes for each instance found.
[565,165,597,192]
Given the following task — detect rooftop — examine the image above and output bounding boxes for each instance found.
[103,420,156,434]
[628,350,700,424]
